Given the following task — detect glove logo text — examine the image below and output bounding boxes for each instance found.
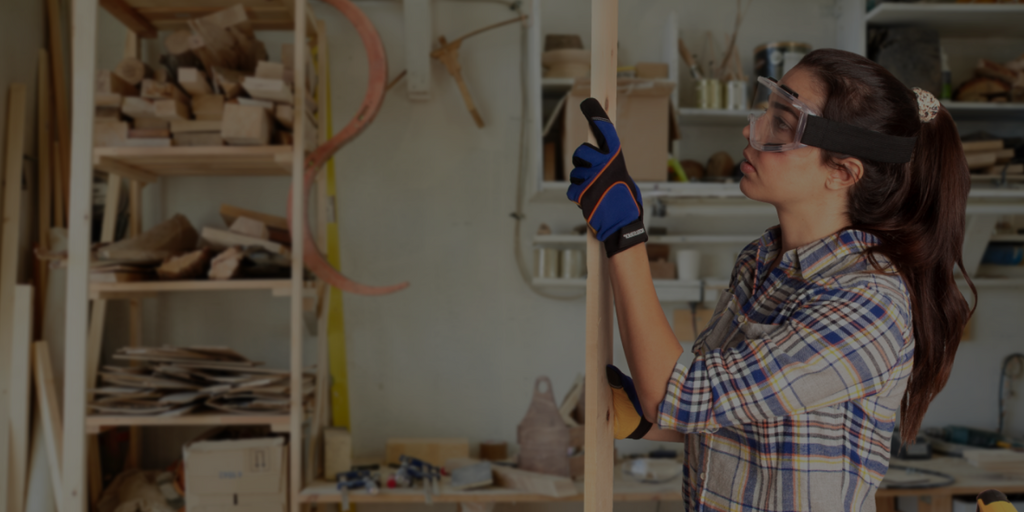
[623,228,646,239]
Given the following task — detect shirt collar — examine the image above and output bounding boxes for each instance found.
[756,226,881,281]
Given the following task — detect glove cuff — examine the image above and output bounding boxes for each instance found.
[603,218,648,258]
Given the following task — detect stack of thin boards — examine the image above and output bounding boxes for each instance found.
[965,138,1022,179]
[94,3,318,148]
[90,346,314,416]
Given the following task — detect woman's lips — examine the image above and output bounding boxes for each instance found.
[741,160,756,174]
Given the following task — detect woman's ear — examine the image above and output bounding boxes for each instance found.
[826,157,863,191]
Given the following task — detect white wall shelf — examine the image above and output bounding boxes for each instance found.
[678,108,756,127]
[942,102,1024,122]
[865,3,1024,38]
[534,234,758,246]
[533,278,703,303]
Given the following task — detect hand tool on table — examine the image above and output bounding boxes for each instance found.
[336,469,380,511]
[389,455,442,504]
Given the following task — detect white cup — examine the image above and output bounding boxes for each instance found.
[676,250,700,281]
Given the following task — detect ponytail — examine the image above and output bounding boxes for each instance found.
[798,49,975,446]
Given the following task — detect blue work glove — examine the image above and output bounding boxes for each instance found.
[566,98,647,258]
[606,364,653,440]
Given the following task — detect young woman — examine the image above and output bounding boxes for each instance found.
[566,49,974,511]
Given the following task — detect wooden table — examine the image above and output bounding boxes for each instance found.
[876,456,1024,512]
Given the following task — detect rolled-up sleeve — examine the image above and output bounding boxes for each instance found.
[657,285,910,433]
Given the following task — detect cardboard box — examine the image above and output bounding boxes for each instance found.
[563,79,676,182]
[184,435,288,512]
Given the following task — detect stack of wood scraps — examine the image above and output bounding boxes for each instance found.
[90,205,292,283]
[91,346,314,416]
[955,56,1024,104]
[94,4,317,149]
[963,137,1022,178]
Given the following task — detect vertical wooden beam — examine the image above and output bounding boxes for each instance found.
[0,82,28,511]
[584,1,617,512]
[37,50,53,334]
[8,285,34,512]
[63,0,99,511]
[45,0,71,222]
[34,341,65,512]
[290,0,308,509]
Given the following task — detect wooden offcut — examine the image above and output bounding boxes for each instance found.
[229,216,270,239]
[94,121,129,147]
[157,248,212,280]
[114,56,152,86]
[324,427,352,478]
[242,77,294,104]
[384,439,470,467]
[153,98,190,121]
[492,466,577,498]
[121,96,155,119]
[191,94,225,121]
[221,103,271,146]
[96,69,137,96]
[220,204,290,245]
[208,246,245,280]
[212,68,245,99]
[200,226,287,255]
[177,67,212,96]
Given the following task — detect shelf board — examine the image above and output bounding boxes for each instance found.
[89,279,293,299]
[534,234,757,246]
[532,278,702,302]
[541,77,578,91]
[93,146,293,183]
[942,101,1024,121]
[85,412,291,434]
[865,3,1024,38]
[678,108,756,126]
[102,0,296,33]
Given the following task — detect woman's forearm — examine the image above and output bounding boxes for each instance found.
[607,243,684,421]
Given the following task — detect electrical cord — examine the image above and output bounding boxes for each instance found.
[998,353,1024,436]
[511,2,584,301]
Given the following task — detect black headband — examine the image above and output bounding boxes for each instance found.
[801,116,917,164]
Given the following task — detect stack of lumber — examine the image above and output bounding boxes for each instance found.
[90,206,291,283]
[94,4,318,148]
[955,56,1024,103]
[963,138,1022,176]
[91,346,314,416]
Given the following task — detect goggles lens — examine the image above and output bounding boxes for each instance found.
[747,76,818,152]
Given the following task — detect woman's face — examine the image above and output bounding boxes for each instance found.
[740,67,832,208]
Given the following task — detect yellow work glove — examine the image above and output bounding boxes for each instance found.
[977,490,1019,512]
[606,365,653,440]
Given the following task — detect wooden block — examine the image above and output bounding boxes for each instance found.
[157,247,212,280]
[208,246,245,280]
[170,120,222,134]
[153,64,171,84]
[129,128,170,139]
[324,428,352,478]
[229,216,270,239]
[201,227,288,256]
[95,107,122,121]
[95,92,123,109]
[132,117,169,130]
[673,307,714,343]
[962,139,1005,153]
[96,69,137,96]
[93,121,129,147]
[213,68,245,99]
[140,79,189,103]
[242,77,293,104]
[274,104,294,128]
[32,341,63,503]
[177,67,212,96]
[543,142,556,181]
[236,97,274,112]
[221,103,270,146]
[635,62,669,79]
[219,204,290,245]
[255,60,286,81]
[492,466,577,498]
[164,29,193,56]
[97,213,198,264]
[114,56,152,85]
[276,131,293,145]
[121,138,173,148]
[153,98,190,121]
[173,132,223,147]
[191,94,225,121]
[967,152,998,170]
[384,439,469,467]
[121,96,155,119]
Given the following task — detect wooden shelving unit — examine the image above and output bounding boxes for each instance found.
[65,1,323,511]
[864,2,1024,38]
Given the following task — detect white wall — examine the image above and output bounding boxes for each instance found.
[84,0,1024,492]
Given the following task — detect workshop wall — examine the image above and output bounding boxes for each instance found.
[88,0,1024,477]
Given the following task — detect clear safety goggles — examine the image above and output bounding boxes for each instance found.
[745,75,919,164]
[747,76,821,152]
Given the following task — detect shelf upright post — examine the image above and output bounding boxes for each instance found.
[63,0,100,510]
[584,1,617,512]
[290,0,308,509]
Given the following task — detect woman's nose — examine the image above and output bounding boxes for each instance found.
[742,123,750,139]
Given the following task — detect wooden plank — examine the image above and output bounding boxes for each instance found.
[384,439,470,467]
[88,278,292,299]
[46,0,71,222]
[98,0,158,38]
[0,83,27,509]
[85,413,291,434]
[37,50,54,323]
[289,6,308,510]
[64,1,99,510]
[585,1,617,512]
[94,155,159,183]
[33,341,64,512]
[492,466,578,498]
[8,285,34,512]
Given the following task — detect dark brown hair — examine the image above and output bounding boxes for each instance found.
[797,49,975,446]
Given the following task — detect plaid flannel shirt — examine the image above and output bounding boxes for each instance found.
[657,227,914,512]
